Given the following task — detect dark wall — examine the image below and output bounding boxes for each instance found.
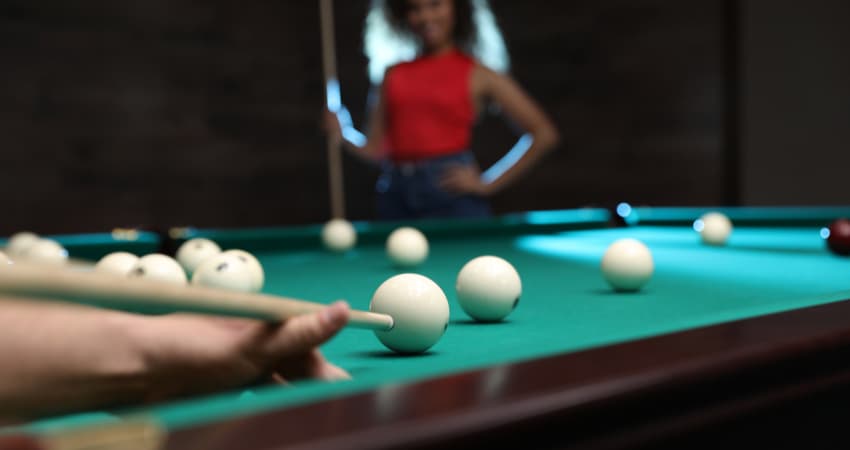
[0,1,727,235]
[740,0,850,205]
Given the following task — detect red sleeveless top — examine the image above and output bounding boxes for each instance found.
[383,49,475,161]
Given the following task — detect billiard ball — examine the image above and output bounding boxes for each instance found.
[322,219,357,253]
[221,249,264,292]
[825,218,850,256]
[696,212,732,246]
[600,238,654,292]
[24,239,69,266]
[192,252,258,292]
[456,255,522,322]
[5,231,40,257]
[176,238,222,275]
[94,252,139,276]
[128,254,187,285]
[369,273,449,354]
[386,227,429,268]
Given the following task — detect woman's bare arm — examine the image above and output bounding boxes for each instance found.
[440,65,560,196]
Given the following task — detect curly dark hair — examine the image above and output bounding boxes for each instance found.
[379,0,477,51]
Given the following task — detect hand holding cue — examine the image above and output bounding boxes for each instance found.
[0,263,394,331]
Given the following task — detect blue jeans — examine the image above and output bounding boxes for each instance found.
[376,152,492,220]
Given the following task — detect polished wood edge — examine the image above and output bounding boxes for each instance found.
[164,297,850,450]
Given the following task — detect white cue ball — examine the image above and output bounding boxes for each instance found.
[94,252,139,276]
[221,249,264,292]
[5,231,40,257]
[369,273,449,354]
[192,252,256,292]
[697,212,733,246]
[600,238,654,292]
[322,219,357,253]
[456,255,522,322]
[386,227,429,268]
[25,239,69,266]
[128,254,187,286]
[176,238,222,275]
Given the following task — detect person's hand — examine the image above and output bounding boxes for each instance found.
[439,164,492,196]
[139,301,352,401]
[322,109,343,145]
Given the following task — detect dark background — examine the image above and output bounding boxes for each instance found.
[0,0,847,235]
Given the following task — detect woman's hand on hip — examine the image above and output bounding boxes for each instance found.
[439,163,492,196]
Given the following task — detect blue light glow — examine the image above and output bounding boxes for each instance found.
[333,105,367,147]
[693,219,705,232]
[616,202,632,218]
[820,227,831,239]
[342,127,367,147]
[326,79,341,112]
[482,133,532,183]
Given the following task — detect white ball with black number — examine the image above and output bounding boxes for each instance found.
[95,252,140,277]
[221,249,264,292]
[128,254,188,286]
[176,238,222,275]
[456,256,522,322]
[192,252,256,293]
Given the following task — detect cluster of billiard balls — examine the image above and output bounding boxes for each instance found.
[322,219,523,354]
[0,232,267,296]
[91,239,266,293]
[0,232,70,266]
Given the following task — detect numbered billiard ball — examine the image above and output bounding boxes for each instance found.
[600,238,654,292]
[369,273,449,354]
[386,227,429,268]
[825,218,850,256]
[95,252,140,276]
[128,254,187,285]
[455,255,522,322]
[192,252,257,293]
[221,249,264,292]
[176,238,222,275]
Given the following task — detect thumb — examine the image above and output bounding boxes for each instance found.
[262,301,350,358]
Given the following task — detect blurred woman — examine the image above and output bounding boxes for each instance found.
[325,0,559,220]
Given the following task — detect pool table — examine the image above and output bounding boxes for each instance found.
[5,206,850,450]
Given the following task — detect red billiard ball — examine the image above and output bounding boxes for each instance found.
[826,218,850,256]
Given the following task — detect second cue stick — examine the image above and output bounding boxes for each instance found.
[319,0,345,219]
[0,263,394,331]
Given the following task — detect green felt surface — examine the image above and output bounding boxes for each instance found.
[10,215,850,436]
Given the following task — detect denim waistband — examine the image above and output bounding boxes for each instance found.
[384,151,474,171]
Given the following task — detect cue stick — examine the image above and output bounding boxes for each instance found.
[0,263,394,331]
[319,0,345,219]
